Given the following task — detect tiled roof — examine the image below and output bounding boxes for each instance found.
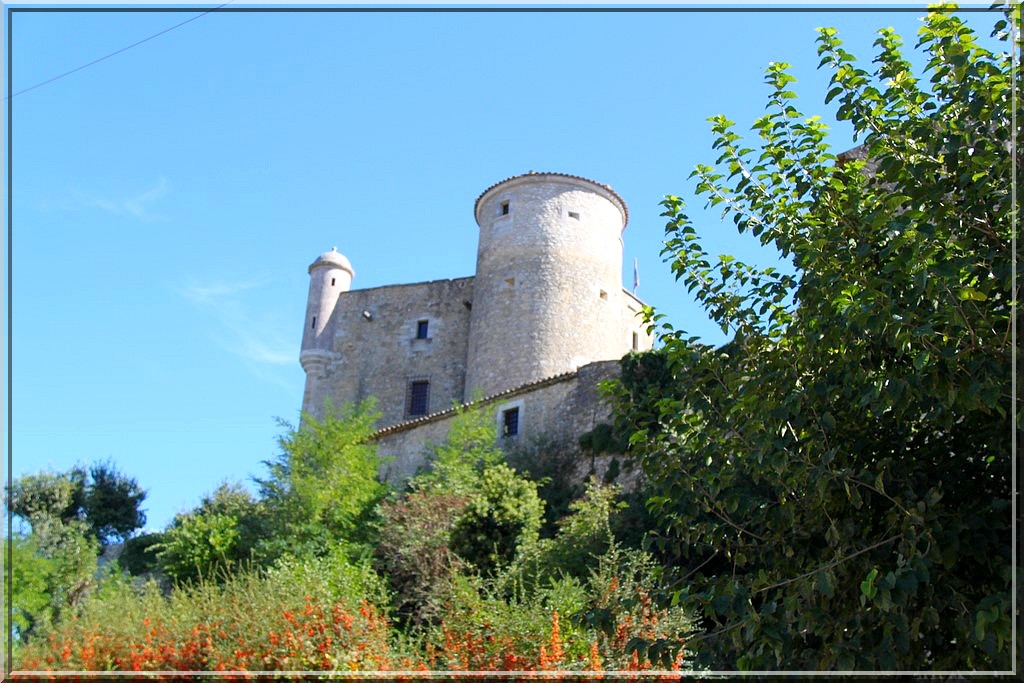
[473,171,629,228]
[370,368,579,439]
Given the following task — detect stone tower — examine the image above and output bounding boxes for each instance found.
[300,247,354,411]
[465,172,630,397]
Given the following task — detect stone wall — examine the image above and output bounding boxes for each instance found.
[302,277,475,427]
[373,358,622,484]
[466,173,632,397]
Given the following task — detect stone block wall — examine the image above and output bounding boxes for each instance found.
[373,358,623,484]
[302,277,474,427]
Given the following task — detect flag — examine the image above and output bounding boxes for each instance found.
[633,257,639,294]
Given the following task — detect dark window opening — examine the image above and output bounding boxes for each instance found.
[502,407,520,438]
[408,380,430,417]
[568,211,580,220]
[416,320,429,339]
[331,278,336,286]
[501,201,510,215]
[632,332,639,351]
[311,316,316,329]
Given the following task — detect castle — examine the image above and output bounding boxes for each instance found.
[299,172,653,480]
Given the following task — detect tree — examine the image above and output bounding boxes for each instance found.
[449,463,545,577]
[81,460,146,545]
[614,5,1017,670]
[375,404,541,623]
[8,462,146,546]
[8,469,85,527]
[255,399,387,561]
[417,401,505,496]
[153,482,268,583]
[7,463,142,639]
[8,534,56,640]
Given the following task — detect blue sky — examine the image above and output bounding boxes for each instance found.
[5,2,1005,533]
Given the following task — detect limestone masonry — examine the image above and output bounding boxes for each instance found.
[299,172,653,480]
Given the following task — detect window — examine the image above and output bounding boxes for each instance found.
[416,320,429,339]
[311,316,316,329]
[568,211,580,220]
[632,331,639,351]
[501,201,510,215]
[331,278,336,286]
[502,407,520,438]
[408,380,430,417]
[599,290,608,301]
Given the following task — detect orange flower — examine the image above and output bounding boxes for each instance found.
[589,641,603,671]
[549,611,563,664]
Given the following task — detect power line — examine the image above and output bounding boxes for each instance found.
[6,2,233,101]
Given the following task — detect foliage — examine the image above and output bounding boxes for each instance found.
[9,534,56,640]
[449,463,545,577]
[375,489,469,626]
[427,545,695,672]
[154,512,242,585]
[17,539,695,674]
[81,461,147,545]
[12,517,101,641]
[15,548,399,673]
[614,5,1017,670]
[506,434,586,536]
[7,469,85,527]
[508,478,625,590]
[376,405,544,623]
[118,532,164,577]
[8,462,146,546]
[417,401,504,496]
[572,546,696,671]
[153,482,269,584]
[255,399,386,560]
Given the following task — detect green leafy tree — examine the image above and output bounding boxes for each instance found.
[255,399,386,561]
[8,462,146,546]
[81,460,147,545]
[154,512,241,584]
[8,534,56,640]
[614,5,1017,670]
[450,463,544,577]
[8,469,85,527]
[11,517,101,640]
[153,483,270,583]
[418,401,505,495]
[376,404,535,623]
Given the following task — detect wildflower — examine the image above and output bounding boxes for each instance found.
[589,640,605,672]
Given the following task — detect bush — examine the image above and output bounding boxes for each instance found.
[15,548,402,673]
[153,482,269,584]
[424,545,696,672]
[375,489,469,625]
[449,464,544,577]
[118,532,164,577]
[256,400,387,562]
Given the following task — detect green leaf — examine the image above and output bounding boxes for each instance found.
[860,568,879,600]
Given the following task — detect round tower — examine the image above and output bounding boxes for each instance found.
[465,172,629,397]
[300,247,354,383]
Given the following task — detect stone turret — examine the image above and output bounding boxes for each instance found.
[465,172,630,397]
[300,247,354,408]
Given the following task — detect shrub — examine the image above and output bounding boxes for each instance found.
[256,399,387,562]
[449,463,544,577]
[15,547,401,673]
[375,489,469,625]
